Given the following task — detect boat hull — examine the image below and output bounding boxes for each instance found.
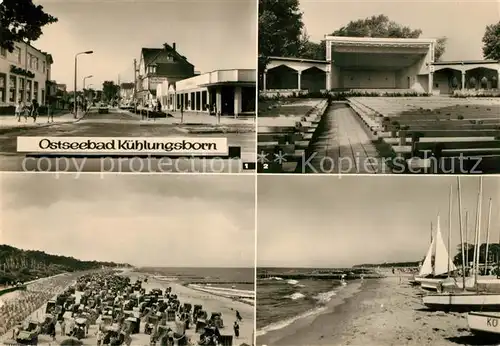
[423,293,500,312]
[468,312,500,337]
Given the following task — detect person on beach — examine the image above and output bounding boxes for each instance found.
[49,321,56,341]
[233,321,239,338]
[60,319,66,336]
[236,310,242,322]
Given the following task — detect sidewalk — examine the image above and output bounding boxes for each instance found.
[121,109,256,126]
[0,112,82,129]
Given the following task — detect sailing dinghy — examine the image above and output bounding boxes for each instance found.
[467,312,500,336]
[414,216,457,291]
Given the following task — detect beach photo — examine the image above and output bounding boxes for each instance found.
[257,175,500,345]
[0,0,257,173]
[258,0,500,174]
[0,173,255,345]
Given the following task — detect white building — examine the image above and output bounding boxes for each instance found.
[0,42,52,106]
[156,69,256,116]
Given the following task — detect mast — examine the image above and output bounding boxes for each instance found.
[430,221,433,244]
[448,184,453,277]
[485,198,492,275]
[457,177,466,291]
[472,180,480,278]
[465,211,468,275]
[475,177,483,290]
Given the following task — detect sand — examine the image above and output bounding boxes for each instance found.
[1,271,254,346]
[257,276,479,346]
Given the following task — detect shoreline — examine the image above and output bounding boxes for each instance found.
[256,279,366,345]
[258,276,479,346]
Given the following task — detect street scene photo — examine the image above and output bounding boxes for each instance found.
[0,0,257,173]
[257,175,500,346]
[0,173,256,345]
[258,0,500,174]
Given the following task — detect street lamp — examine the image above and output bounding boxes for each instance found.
[83,75,93,90]
[74,50,94,118]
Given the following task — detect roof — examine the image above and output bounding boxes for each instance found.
[433,60,500,65]
[141,44,193,67]
[268,56,328,64]
[120,82,135,89]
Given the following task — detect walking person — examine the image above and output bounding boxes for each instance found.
[236,310,242,322]
[233,321,239,338]
[31,99,39,123]
[24,100,31,122]
[15,101,23,122]
[96,329,103,346]
[60,319,66,336]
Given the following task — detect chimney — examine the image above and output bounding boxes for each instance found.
[172,42,176,51]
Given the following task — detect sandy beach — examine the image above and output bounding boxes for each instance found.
[1,270,254,346]
[257,276,485,346]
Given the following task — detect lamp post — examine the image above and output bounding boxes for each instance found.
[85,84,94,106]
[83,75,93,90]
[73,51,94,118]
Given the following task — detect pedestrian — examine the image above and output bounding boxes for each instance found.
[24,100,31,121]
[96,329,103,346]
[233,321,239,338]
[60,319,66,336]
[50,322,56,341]
[31,99,39,123]
[15,101,23,122]
[47,102,54,123]
[236,310,242,322]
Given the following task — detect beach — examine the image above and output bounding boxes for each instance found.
[0,270,254,346]
[257,276,480,346]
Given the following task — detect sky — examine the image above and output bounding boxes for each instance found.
[300,0,500,61]
[32,0,257,90]
[0,173,255,268]
[258,176,500,268]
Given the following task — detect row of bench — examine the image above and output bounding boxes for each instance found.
[348,98,500,173]
[257,100,329,172]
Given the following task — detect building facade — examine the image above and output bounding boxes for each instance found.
[136,43,195,105]
[0,42,52,106]
[156,69,256,116]
[120,82,134,103]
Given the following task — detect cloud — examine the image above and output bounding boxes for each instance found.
[1,173,255,267]
[257,176,500,268]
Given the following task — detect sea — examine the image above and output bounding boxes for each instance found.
[257,268,350,335]
[139,267,255,291]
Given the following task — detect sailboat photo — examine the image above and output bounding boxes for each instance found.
[415,216,458,291]
[422,176,500,312]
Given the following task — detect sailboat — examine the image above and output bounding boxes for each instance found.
[467,311,500,336]
[423,176,500,312]
[414,216,457,291]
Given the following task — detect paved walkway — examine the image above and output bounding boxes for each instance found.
[305,104,387,173]
[0,112,81,129]
[113,109,256,126]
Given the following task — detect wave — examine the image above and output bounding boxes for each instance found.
[286,279,299,285]
[286,292,305,300]
[313,289,337,304]
[256,305,328,337]
[257,283,347,336]
[188,284,255,299]
[270,276,284,281]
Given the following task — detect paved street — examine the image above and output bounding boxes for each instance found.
[0,108,255,173]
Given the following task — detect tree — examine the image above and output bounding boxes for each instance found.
[102,81,120,102]
[299,14,447,61]
[258,0,305,72]
[0,0,58,52]
[482,21,500,60]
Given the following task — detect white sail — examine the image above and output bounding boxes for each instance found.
[419,237,435,277]
[434,216,457,276]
